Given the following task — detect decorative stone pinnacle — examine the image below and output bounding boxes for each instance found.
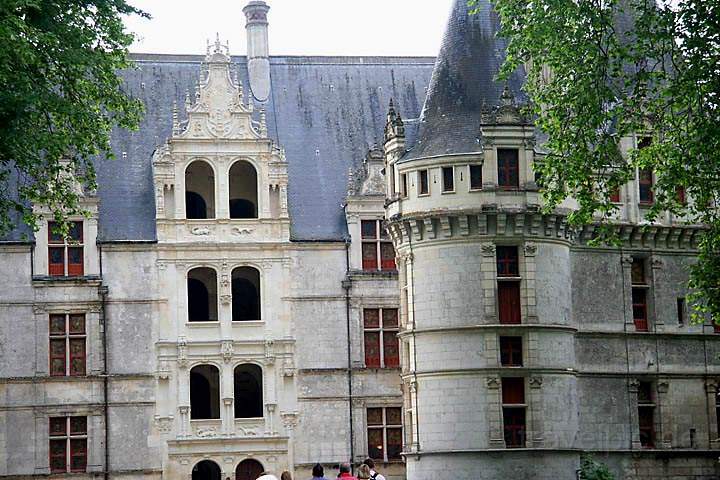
[259,108,268,137]
[500,82,515,106]
[172,101,179,135]
[384,98,405,143]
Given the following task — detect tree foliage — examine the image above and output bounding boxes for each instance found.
[578,454,615,480]
[470,0,720,321]
[0,0,146,236]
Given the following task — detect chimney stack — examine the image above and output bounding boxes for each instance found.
[243,1,271,102]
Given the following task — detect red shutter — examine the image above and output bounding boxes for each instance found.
[498,282,521,324]
[380,242,396,270]
[638,406,655,447]
[50,339,67,376]
[386,427,403,459]
[69,339,86,376]
[364,332,381,368]
[67,247,84,276]
[48,247,65,276]
[501,377,525,404]
[69,439,87,472]
[383,331,399,367]
[503,408,526,447]
[362,243,378,271]
[639,169,654,204]
[610,187,621,203]
[676,186,686,205]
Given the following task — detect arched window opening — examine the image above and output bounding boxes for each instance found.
[235,459,264,480]
[188,268,218,322]
[192,460,221,480]
[232,267,261,321]
[229,161,258,219]
[234,364,263,418]
[186,161,216,219]
[190,365,220,419]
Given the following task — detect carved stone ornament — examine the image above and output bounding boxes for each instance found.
[195,426,218,438]
[656,381,669,394]
[265,339,275,365]
[156,360,171,380]
[177,336,188,368]
[628,378,640,392]
[154,415,174,433]
[236,426,258,437]
[221,341,234,364]
[282,357,296,377]
[481,244,496,257]
[232,227,254,236]
[32,304,47,315]
[706,379,719,393]
[486,376,501,389]
[190,226,211,236]
[529,376,543,389]
[280,412,300,430]
[524,243,538,257]
[220,294,232,305]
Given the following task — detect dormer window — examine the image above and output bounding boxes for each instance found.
[442,167,455,193]
[470,165,483,191]
[498,149,519,190]
[185,161,216,219]
[48,222,84,277]
[229,160,258,219]
[418,170,429,196]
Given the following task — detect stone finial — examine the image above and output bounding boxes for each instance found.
[172,100,180,135]
[500,82,515,106]
[384,98,406,143]
[259,108,268,137]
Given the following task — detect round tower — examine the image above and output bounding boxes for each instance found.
[385,1,579,478]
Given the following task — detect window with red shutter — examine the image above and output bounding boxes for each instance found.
[367,407,403,461]
[48,221,84,277]
[363,308,399,368]
[500,336,523,366]
[496,247,519,277]
[631,258,650,332]
[497,149,520,189]
[639,169,654,204]
[610,186,621,203]
[676,186,687,205]
[49,416,87,473]
[49,314,86,376]
[498,282,521,324]
[501,378,526,448]
[361,220,396,272]
[637,382,655,448]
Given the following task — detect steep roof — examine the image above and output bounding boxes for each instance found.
[2,54,434,243]
[402,0,526,161]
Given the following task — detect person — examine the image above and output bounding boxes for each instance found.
[362,459,385,480]
[338,463,357,480]
[310,464,328,480]
[281,472,292,480]
[356,465,371,480]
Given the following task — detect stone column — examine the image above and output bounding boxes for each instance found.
[480,243,497,323]
[650,257,663,331]
[706,379,719,448]
[621,255,635,330]
[528,376,544,447]
[523,243,538,323]
[178,405,190,438]
[486,376,504,447]
[281,412,299,475]
[628,379,641,449]
[656,380,672,448]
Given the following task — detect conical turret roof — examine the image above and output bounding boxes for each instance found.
[402,0,526,161]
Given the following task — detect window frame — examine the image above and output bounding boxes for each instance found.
[637,381,656,448]
[638,168,654,205]
[497,148,520,190]
[400,173,408,199]
[366,406,403,462]
[631,258,650,332]
[49,313,86,377]
[361,220,396,272]
[501,377,526,448]
[499,336,523,367]
[418,169,429,196]
[48,221,84,277]
[49,416,87,473]
[363,308,400,369]
[469,164,483,191]
[441,166,455,193]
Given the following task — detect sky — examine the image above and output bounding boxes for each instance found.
[125,0,451,57]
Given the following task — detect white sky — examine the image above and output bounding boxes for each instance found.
[125,0,451,57]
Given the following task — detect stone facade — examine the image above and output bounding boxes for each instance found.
[1,1,718,480]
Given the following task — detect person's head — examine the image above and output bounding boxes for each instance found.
[339,463,351,474]
[362,459,375,470]
[312,464,324,478]
[356,465,371,480]
[281,472,292,480]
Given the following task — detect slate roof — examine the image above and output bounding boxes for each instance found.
[402,0,527,162]
[0,55,434,243]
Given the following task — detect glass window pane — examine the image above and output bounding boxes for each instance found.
[49,417,67,436]
[364,332,381,368]
[442,167,454,192]
[69,315,85,334]
[49,247,65,265]
[386,428,403,459]
[502,378,525,404]
[69,222,83,242]
[383,332,399,368]
[49,439,67,472]
[362,243,378,271]
[470,165,483,190]
[367,408,383,426]
[68,247,83,265]
[70,439,87,472]
[367,428,384,460]
[70,416,87,435]
[50,315,66,335]
[382,309,398,328]
[386,407,402,425]
[364,309,380,328]
[69,339,86,376]
[48,222,63,244]
[380,243,396,271]
[361,220,377,239]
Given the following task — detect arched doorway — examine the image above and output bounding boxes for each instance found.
[185,160,216,219]
[234,364,263,418]
[229,161,258,219]
[236,459,264,480]
[190,365,220,419]
[192,460,221,480]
